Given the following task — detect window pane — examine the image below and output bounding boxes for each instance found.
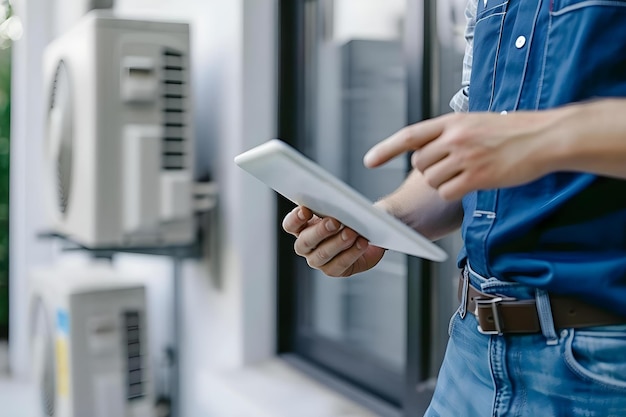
[305,0,408,373]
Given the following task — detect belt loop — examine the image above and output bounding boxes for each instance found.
[459,267,469,319]
[535,289,558,345]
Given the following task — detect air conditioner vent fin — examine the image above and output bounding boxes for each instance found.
[161,49,186,171]
[124,311,144,401]
[163,50,182,57]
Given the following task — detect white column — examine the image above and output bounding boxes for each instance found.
[9,0,56,379]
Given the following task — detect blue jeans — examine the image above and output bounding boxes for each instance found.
[425,267,626,417]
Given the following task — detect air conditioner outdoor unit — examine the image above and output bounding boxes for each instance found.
[43,11,195,248]
[29,263,154,417]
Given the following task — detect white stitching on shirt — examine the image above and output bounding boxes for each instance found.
[473,210,497,219]
[552,1,626,17]
[535,8,554,109]
[513,0,544,110]
[475,11,506,26]
[487,12,507,111]
[478,0,509,18]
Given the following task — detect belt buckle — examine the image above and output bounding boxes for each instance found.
[475,297,513,336]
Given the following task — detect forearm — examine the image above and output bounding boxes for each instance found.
[545,99,626,179]
[376,170,463,241]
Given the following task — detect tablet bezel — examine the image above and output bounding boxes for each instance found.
[234,139,448,262]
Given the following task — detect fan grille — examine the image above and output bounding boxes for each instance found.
[41,337,56,416]
[48,60,74,216]
[32,298,56,417]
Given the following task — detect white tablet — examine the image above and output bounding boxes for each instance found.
[234,139,448,262]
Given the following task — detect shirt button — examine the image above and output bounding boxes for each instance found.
[500,110,508,115]
[515,36,526,49]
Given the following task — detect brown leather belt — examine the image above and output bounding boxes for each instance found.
[458,271,626,335]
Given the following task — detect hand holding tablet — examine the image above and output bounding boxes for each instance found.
[234,139,448,262]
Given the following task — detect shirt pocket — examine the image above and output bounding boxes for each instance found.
[537,0,626,108]
[476,0,509,25]
[469,0,509,111]
[551,0,626,16]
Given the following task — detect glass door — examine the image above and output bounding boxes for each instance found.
[306,0,409,372]
[277,0,468,414]
[295,0,410,405]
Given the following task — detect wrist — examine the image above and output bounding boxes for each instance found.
[547,100,612,173]
[375,197,405,222]
[536,103,588,174]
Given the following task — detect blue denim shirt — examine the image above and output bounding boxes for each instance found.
[456,0,626,315]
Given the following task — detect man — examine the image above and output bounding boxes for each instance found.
[283,0,626,415]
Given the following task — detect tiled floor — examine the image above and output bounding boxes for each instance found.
[0,343,38,417]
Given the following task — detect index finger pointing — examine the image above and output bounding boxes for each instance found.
[363,117,447,168]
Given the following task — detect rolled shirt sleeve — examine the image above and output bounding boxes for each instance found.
[449,0,477,113]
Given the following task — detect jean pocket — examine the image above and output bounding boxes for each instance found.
[448,306,462,337]
[563,326,626,392]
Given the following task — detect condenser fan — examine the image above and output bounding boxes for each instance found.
[48,60,74,216]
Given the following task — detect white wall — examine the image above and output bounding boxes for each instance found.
[10,0,386,414]
[115,2,279,413]
[9,0,56,380]
[11,0,278,416]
